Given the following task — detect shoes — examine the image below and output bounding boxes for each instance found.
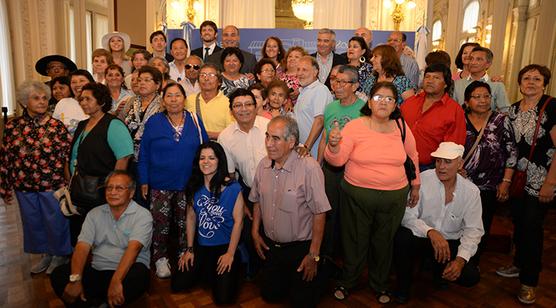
[333,286,349,301]
[496,265,520,278]
[517,284,536,304]
[46,256,68,275]
[30,255,52,274]
[155,257,171,279]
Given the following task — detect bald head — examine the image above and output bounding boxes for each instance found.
[354,27,373,46]
[222,25,240,48]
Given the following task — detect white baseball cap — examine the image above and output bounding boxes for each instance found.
[430,142,465,159]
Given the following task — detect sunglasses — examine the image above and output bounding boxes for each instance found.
[185,64,201,70]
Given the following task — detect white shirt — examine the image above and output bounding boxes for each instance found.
[169,61,185,82]
[218,116,270,188]
[181,78,200,98]
[294,79,333,157]
[401,169,484,261]
[52,98,89,136]
[202,42,217,58]
[316,53,333,84]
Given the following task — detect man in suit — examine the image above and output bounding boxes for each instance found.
[207,25,257,74]
[191,20,222,61]
[311,28,346,90]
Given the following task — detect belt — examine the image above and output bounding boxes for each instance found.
[268,239,310,248]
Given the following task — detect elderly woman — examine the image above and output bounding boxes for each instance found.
[278,46,307,105]
[105,64,132,113]
[125,49,152,88]
[254,58,276,89]
[149,56,171,89]
[0,81,72,274]
[461,81,517,264]
[52,69,94,135]
[346,36,374,99]
[261,36,286,72]
[138,82,208,278]
[496,64,555,304]
[369,45,415,105]
[453,42,480,81]
[102,31,132,75]
[261,79,292,119]
[92,48,113,84]
[48,76,72,114]
[325,82,420,303]
[220,47,253,97]
[172,142,244,305]
[68,82,133,244]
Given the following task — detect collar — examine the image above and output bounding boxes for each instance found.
[316,52,332,62]
[466,72,490,82]
[300,79,320,91]
[232,115,267,133]
[263,150,297,172]
[415,91,451,105]
[203,42,217,50]
[102,200,138,217]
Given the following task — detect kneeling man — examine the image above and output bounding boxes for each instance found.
[50,170,153,307]
[393,142,484,302]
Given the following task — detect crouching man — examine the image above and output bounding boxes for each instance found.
[50,170,153,307]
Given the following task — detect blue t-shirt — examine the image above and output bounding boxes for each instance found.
[193,181,242,246]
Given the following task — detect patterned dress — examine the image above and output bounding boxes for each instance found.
[463,111,518,191]
[123,94,163,158]
[508,95,556,197]
[220,75,254,97]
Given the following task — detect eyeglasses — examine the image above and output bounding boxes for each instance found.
[185,64,200,70]
[232,102,256,110]
[371,94,396,104]
[199,72,218,78]
[470,94,492,100]
[106,185,130,192]
[332,79,355,87]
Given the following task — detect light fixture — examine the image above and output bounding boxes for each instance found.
[292,0,314,29]
[386,0,417,31]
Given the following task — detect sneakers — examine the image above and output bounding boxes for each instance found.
[155,257,171,279]
[30,255,52,274]
[518,284,536,304]
[46,256,68,275]
[496,265,520,278]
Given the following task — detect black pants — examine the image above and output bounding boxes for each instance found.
[511,194,549,286]
[470,189,497,265]
[50,262,150,307]
[322,161,344,258]
[238,181,261,277]
[260,239,326,308]
[171,244,241,305]
[393,227,480,296]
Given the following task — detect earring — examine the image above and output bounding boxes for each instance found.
[359,57,366,64]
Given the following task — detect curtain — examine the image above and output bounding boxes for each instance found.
[221,0,275,28]
[313,0,362,30]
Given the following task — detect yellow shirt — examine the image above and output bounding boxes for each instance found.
[185,91,234,133]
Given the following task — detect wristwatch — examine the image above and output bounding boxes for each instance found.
[69,274,82,282]
[308,252,320,262]
[185,246,194,253]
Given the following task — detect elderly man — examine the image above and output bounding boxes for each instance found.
[207,25,257,74]
[169,38,189,83]
[35,54,77,81]
[181,55,203,97]
[401,63,466,171]
[393,142,484,303]
[388,31,419,88]
[185,63,233,140]
[191,20,222,61]
[250,116,330,307]
[340,27,373,61]
[294,56,333,160]
[317,65,364,258]
[149,30,174,62]
[50,171,153,307]
[310,28,347,89]
[453,46,509,112]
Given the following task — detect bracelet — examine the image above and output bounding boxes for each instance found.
[185,246,194,253]
[502,178,512,183]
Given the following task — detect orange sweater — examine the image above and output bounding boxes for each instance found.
[324,117,420,190]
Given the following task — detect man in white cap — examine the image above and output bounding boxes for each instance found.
[392,141,484,303]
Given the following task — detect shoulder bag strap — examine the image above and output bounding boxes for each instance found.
[463,111,491,164]
[189,111,203,143]
[195,93,203,122]
[526,96,552,162]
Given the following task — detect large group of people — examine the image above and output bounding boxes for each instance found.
[0,20,554,307]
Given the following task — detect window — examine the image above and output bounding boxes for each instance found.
[462,0,480,33]
[0,0,14,115]
[432,20,442,41]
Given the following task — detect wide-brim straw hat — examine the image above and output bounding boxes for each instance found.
[102,31,131,52]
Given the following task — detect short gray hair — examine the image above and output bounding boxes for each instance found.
[300,56,320,75]
[318,28,336,39]
[338,65,359,83]
[16,80,51,107]
[270,115,299,144]
[104,170,136,191]
[148,56,170,72]
[185,55,204,65]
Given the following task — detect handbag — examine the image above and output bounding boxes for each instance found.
[53,185,80,216]
[69,169,105,213]
[396,117,417,183]
[508,96,552,198]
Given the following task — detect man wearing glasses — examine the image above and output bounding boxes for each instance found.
[35,54,77,84]
[50,170,153,307]
[185,63,233,140]
[181,55,203,97]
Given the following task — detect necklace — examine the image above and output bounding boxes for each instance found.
[166,111,185,142]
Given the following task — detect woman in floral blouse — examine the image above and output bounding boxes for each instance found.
[461,81,517,264]
[0,81,72,275]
